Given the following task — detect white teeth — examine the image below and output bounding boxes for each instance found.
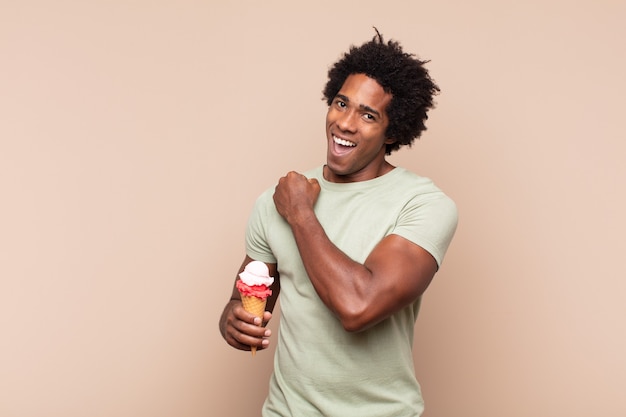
[333,136,356,147]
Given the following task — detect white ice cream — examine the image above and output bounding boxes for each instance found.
[238,260,274,287]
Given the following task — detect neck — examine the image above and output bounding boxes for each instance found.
[323,161,395,183]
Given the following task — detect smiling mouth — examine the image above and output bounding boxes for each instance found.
[333,135,356,147]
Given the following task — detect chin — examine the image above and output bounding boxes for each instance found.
[325,163,353,179]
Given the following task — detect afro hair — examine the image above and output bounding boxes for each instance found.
[322,29,440,154]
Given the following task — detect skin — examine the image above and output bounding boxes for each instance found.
[219,73,439,351]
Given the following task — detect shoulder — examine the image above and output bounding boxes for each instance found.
[386,168,456,207]
[391,167,442,190]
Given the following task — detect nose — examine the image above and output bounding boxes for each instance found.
[336,109,357,133]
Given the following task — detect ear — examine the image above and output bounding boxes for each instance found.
[384,137,397,145]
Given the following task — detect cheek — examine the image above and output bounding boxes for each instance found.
[364,127,387,143]
[325,108,337,123]
[324,112,332,129]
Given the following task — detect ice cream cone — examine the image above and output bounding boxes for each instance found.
[240,294,267,356]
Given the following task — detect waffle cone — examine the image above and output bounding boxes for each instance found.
[240,294,267,356]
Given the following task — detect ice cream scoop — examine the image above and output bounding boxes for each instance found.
[238,261,274,287]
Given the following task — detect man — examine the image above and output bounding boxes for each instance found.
[219,30,458,416]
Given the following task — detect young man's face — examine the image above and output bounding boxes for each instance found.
[325,73,395,183]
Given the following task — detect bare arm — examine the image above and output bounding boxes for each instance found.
[219,255,280,352]
[273,171,437,332]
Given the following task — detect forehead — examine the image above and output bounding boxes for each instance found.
[338,73,392,116]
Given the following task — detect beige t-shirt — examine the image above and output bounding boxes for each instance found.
[245,166,458,417]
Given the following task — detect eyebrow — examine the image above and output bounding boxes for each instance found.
[336,94,382,118]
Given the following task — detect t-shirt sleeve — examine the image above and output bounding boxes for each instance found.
[244,189,278,264]
[392,193,458,267]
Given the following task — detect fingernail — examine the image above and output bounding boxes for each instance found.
[254,317,261,325]
[264,330,271,337]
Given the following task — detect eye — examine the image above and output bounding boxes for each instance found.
[363,113,375,121]
[335,99,346,108]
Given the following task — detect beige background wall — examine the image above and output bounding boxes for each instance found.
[1,1,624,416]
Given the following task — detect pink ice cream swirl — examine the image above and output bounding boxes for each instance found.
[237,260,274,300]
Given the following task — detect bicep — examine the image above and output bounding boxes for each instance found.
[364,234,438,316]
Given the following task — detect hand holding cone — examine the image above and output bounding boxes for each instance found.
[240,295,267,356]
[236,261,274,357]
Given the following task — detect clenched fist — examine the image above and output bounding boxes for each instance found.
[273,171,321,225]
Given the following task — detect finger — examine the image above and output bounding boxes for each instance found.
[233,303,262,325]
[232,312,269,337]
[227,321,270,351]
